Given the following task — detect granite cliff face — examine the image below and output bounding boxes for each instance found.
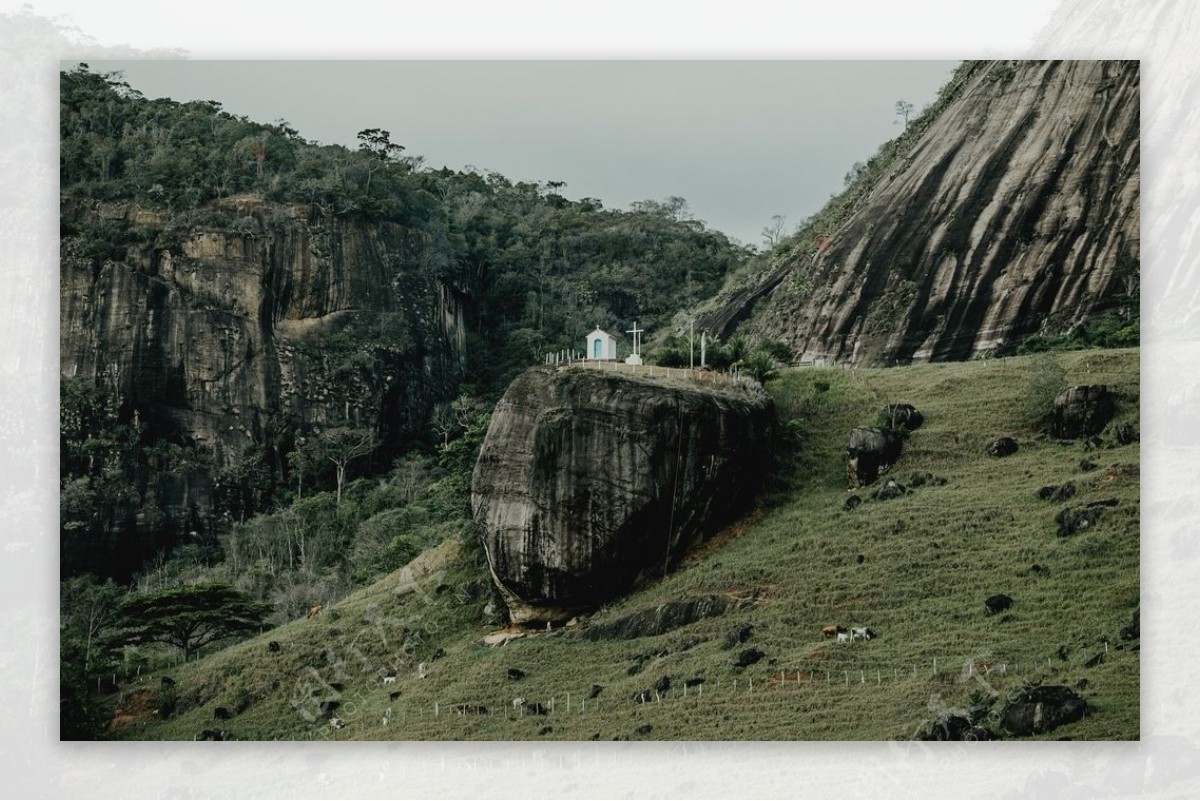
[471,366,774,624]
[60,196,466,569]
[701,60,1139,366]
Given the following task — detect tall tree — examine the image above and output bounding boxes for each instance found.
[119,583,270,661]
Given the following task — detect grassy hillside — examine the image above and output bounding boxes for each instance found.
[108,348,1139,741]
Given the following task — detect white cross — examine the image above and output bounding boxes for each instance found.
[626,321,644,356]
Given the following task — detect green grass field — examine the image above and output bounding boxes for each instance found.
[109,348,1139,741]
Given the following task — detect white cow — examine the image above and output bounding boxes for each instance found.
[851,627,876,641]
[382,675,397,685]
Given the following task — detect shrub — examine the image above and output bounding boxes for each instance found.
[1023,354,1067,429]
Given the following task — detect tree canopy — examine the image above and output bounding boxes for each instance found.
[119,583,270,660]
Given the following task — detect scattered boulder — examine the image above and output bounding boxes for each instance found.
[589,684,604,699]
[735,648,765,668]
[1001,685,1088,735]
[388,690,402,701]
[507,668,526,681]
[846,427,904,488]
[1056,501,1117,537]
[579,595,736,641]
[985,594,1014,615]
[160,676,176,687]
[1115,424,1139,445]
[916,712,997,741]
[843,494,862,512]
[213,707,232,721]
[1084,652,1105,668]
[1051,385,1116,439]
[723,623,754,650]
[908,471,947,488]
[267,641,281,653]
[683,677,705,689]
[431,648,447,661]
[538,725,553,736]
[1036,482,1076,502]
[856,554,866,564]
[635,724,654,735]
[318,700,340,716]
[1120,609,1139,640]
[1030,563,1049,576]
[882,403,925,431]
[196,729,233,741]
[873,479,908,501]
[987,437,1019,457]
[1080,458,1098,472]
[653,676,672,694]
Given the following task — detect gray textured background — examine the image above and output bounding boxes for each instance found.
[1,0,1188,797]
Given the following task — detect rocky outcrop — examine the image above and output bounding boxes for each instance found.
[60,198,466,572]
[1001,685,1088,736]
[1051,385,1116,439]
[700,60,1139,366]
[846,427,903,487]
[471,366,774,624]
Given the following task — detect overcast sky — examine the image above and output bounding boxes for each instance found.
[80,60,958,247]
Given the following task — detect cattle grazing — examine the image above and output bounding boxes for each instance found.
[417,662,429,679]
[882,403,925,431]
[507,668,526,681]
[851,627,876,641]
[196,729,232,741]
[843,494,862,512]
[306,604,324,619]
[821,625,847,639]
[160,676,176,687]
[318,700,340,716]
[388,690,402,701]
[836,631,850,643]
[985,594,1014,615]
[512,697,526,709]
[329,717,345,730]
[267,641,281,653]
[213,707,232,720]
[526,701,548,716]
[453,703,488,716]
[382,675,396,685]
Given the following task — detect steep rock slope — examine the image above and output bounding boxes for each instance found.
[471,366,774,624]
[60,197,465,569]
[702,60,1139,365]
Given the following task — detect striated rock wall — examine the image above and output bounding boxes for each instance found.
[471,366,774,624]
[701,60,1139,366]
[60,198,466,567]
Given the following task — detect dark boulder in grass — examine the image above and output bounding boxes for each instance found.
[985,594,1014,615]
[882,403,925,431]
[987,437,1019,457]
[846,427,904,488]
[723,623,754,650]
[873,479,908,501]
[1056,500,1118,537]
[916,712,998,741]
[734,648,765,668]
[1115,423,1139,445]
[1121,609,1140,640]
[1001,685,1088,735]
[1037,482,1076,502]
[843,494,862,511]
[1051,385,1116,439]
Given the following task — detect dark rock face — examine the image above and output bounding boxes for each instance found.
[1115,424,1139,445]
[917,713,997,741]
[723,623,755,650]
[873,479,908,501]
[1001,685,1088,736]
[1056,500,1118,537]
[985,594,1014,614]
[1037,482,1076,502]
[1052,386,1117,439]
[846,427,904,488]
[61,201,466,577]
[734,648,765,668]
[882,403,925,431]
[987,437,1019,457]
[580,595,736,642]
[473,367,774,624]
[1121,609,1140,640]
[698,61,1139,367]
